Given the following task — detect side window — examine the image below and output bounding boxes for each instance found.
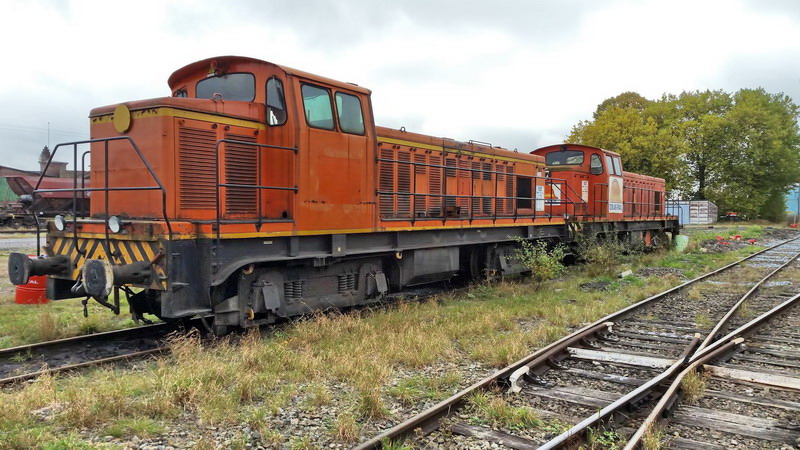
[301,84,334,130]
[590,154,603,175]
[266,78,287,126]
[335,92,365,135]
[613,157,623,175]
[605,155,614,174]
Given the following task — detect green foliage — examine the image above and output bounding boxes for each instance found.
[576,233,630,276]
[593,91,651,119]
[387,373,462,406]
[467,391,542,430]
[569,88,800,218]
[513,238,565,284]
[587,427,625,449]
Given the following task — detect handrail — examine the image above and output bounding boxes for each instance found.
[33,137,171,257]
[213,138,298,269]
[377,155,590,222]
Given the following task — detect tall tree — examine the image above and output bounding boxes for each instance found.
[593,91,651,119]
[568,93,687,191]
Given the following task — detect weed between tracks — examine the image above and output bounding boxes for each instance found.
[0,231,779,447]
[681,370,710,404]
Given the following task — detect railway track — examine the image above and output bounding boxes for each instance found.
[356,236,800,449]
[0,322,179,385]
[0,284,452,387]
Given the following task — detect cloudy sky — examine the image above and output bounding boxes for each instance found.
[1,0,799,170]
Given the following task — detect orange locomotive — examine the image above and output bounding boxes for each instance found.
[8,56,678,333]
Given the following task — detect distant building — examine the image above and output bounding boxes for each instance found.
[786,185,800,216]
[666,200,718,225]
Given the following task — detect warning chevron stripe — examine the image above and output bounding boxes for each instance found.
[50,237,160,280]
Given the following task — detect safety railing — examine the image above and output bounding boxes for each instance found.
[665,198,684,224]
[213,138,298,249]
[593,183,670,220]
[545,178,590,218]
[624,186,666,219]
[33,137,171,259]
[376,154,589,223]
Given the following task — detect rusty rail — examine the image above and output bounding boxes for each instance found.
[625,291,800,449]
[354,237,798,448]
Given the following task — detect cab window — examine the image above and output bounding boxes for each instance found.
[612,157,623,175]
[266,78,287,126]
[605,155,614,174]
[302,84,335,130]
[590,154,603,175]
[545,150,584,166]
[196,73,255,101]
[335,92,365,135]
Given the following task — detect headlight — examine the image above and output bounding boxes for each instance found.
[108,216,123,233]
[54,215,66,231]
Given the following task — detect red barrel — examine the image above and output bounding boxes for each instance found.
[14,256,49,304]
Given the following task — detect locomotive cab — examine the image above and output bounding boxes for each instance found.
[531,144,625,219]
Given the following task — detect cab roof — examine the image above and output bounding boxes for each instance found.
[532,143,620,157]
[168,55,372,96]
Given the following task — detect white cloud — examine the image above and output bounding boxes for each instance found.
[0,0,798,169]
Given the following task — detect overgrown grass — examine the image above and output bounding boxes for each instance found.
[467,391,542,430]
[642,424,668,450]
[681,370,709,404]
[387,373,462,406]
[0,227,776,446]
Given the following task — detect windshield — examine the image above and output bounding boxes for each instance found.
[196,73,255,101]
[546,150,584,166]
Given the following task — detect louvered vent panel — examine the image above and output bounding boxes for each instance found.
[483,163,492,181]
[429,155,442,216]
[471,161,481,216]
[482,163,493,215]
[445,158,457,209]
[506,166,515,214]
[179,126,217,210]
[414,154,427,215]
[457,160,470,214]
[224,134,258,215]
[445,157,456,177]
[397,151,412,217]
[496,164,505,213]
[379,148,395,217]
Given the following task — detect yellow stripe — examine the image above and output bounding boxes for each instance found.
[59,221,569,241]
[128,241,145,262]
[377,136,539,165]
[92,107,266,131]
[116,241,133,264]
[141,242,157,261]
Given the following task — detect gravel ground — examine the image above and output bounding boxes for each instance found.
[16,231,800,449]
[0,236,44,252]
[661,271,800,449]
